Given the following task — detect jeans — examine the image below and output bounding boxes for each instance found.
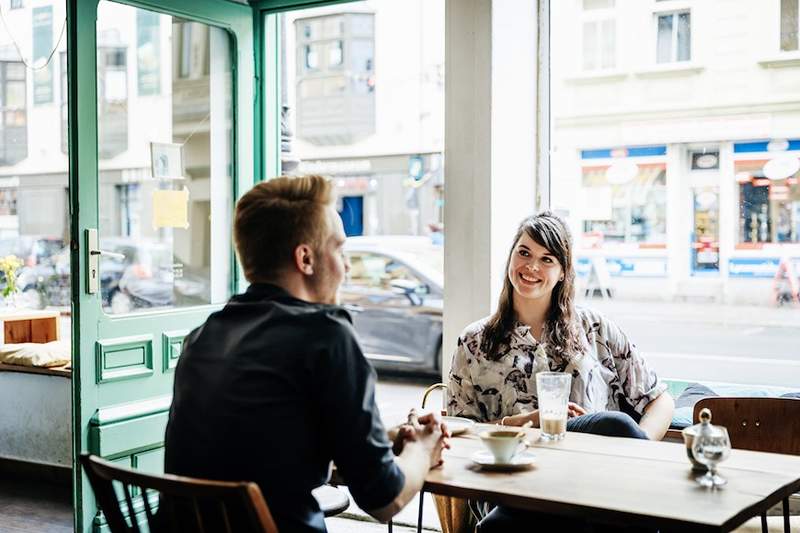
[475,411,653,533]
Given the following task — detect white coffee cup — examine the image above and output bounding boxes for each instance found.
[479,430,529,463]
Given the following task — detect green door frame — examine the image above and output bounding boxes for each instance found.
[68,0,256,530]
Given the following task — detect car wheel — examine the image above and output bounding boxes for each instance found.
[110,291,133,314]
[20,288,44,310]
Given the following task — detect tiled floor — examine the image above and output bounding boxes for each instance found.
[0,477,72,533]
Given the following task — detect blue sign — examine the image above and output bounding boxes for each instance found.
[726,257,800,278]
[581,145,667,160]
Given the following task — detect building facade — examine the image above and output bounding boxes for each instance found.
[283,0,445,238]
[551,0,800,304]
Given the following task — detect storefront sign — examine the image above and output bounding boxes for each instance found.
[298,159,372,175]
[576,257,667,278]
[727,258,800,278]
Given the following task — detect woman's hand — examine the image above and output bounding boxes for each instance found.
[567,402,587,418]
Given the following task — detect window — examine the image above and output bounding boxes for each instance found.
[329,40,343,68]
[0,61,27,166]
[346,252,425,292]
[656,11,691,63]
[582,0,616,71]
[735,159,800,244]
[0,1,69,312]
[580,160,667,245]
[136,10,161,95]
[293,12,377,145]
[781,0,799,51]
[32,5,54,104]
[303,44,320,70]
[60,52,67,154]
[97,46,128,159]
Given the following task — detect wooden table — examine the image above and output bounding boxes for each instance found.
[423,424,800,532]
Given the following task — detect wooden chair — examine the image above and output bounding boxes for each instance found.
[693,397,800,533]
[79,453,279,533]
[421,383,477,533]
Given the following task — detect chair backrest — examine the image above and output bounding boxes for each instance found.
[79,453,279,533]
[693,397,800,455]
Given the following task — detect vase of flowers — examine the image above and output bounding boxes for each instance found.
[0,255,24,309]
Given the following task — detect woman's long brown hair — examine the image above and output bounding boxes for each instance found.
[480,212,583,362]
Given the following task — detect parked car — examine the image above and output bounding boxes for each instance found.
[100,238,210,314]
[342,235,443,376]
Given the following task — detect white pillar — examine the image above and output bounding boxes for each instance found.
[718,141,735,302]
[443,0,539,379]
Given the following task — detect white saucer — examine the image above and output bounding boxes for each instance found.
[442,416,476,436]
[471,450,537,471]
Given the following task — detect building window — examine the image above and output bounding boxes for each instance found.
[736,159,800,244]
[32,5,54,104]
[781,0,799,51]
[304,44,320,70]
[582,0,616,71]
[656,11,691,63]
[329,40,343,68]
[0,61,28,166]
[97,46,128,159]
[10,0,23,9]
[60,52,67,155]
[580,161,667,245]
[136,10,161,95]
[294,13,376,145]
[0,188,17,215]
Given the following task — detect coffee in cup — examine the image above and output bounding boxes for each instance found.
[540,415,567,437]
[479,430,528,463]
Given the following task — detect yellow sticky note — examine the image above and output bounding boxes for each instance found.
[152,188,189,229]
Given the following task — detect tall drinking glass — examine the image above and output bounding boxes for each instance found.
[536,372,572,441]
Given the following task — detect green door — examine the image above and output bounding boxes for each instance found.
[69,0,256,530]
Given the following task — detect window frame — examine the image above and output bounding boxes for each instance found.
[580,0,617,72]
[653,9,691,64]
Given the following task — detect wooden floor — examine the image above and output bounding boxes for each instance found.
[0,477,72,532]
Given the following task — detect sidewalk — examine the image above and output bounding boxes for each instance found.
[583,297,800,328]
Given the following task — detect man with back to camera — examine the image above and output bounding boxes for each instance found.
[164,174,449,532]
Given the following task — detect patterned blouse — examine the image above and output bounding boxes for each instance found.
[447,307,667,422]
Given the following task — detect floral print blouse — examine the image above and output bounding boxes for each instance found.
[447,307,667,422]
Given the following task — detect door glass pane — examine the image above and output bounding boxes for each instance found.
[97,1,233,315]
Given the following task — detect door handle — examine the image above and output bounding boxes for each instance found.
[89,249,126,260]
[86,229,126,294]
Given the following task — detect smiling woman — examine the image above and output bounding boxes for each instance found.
[447,211,675,530]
